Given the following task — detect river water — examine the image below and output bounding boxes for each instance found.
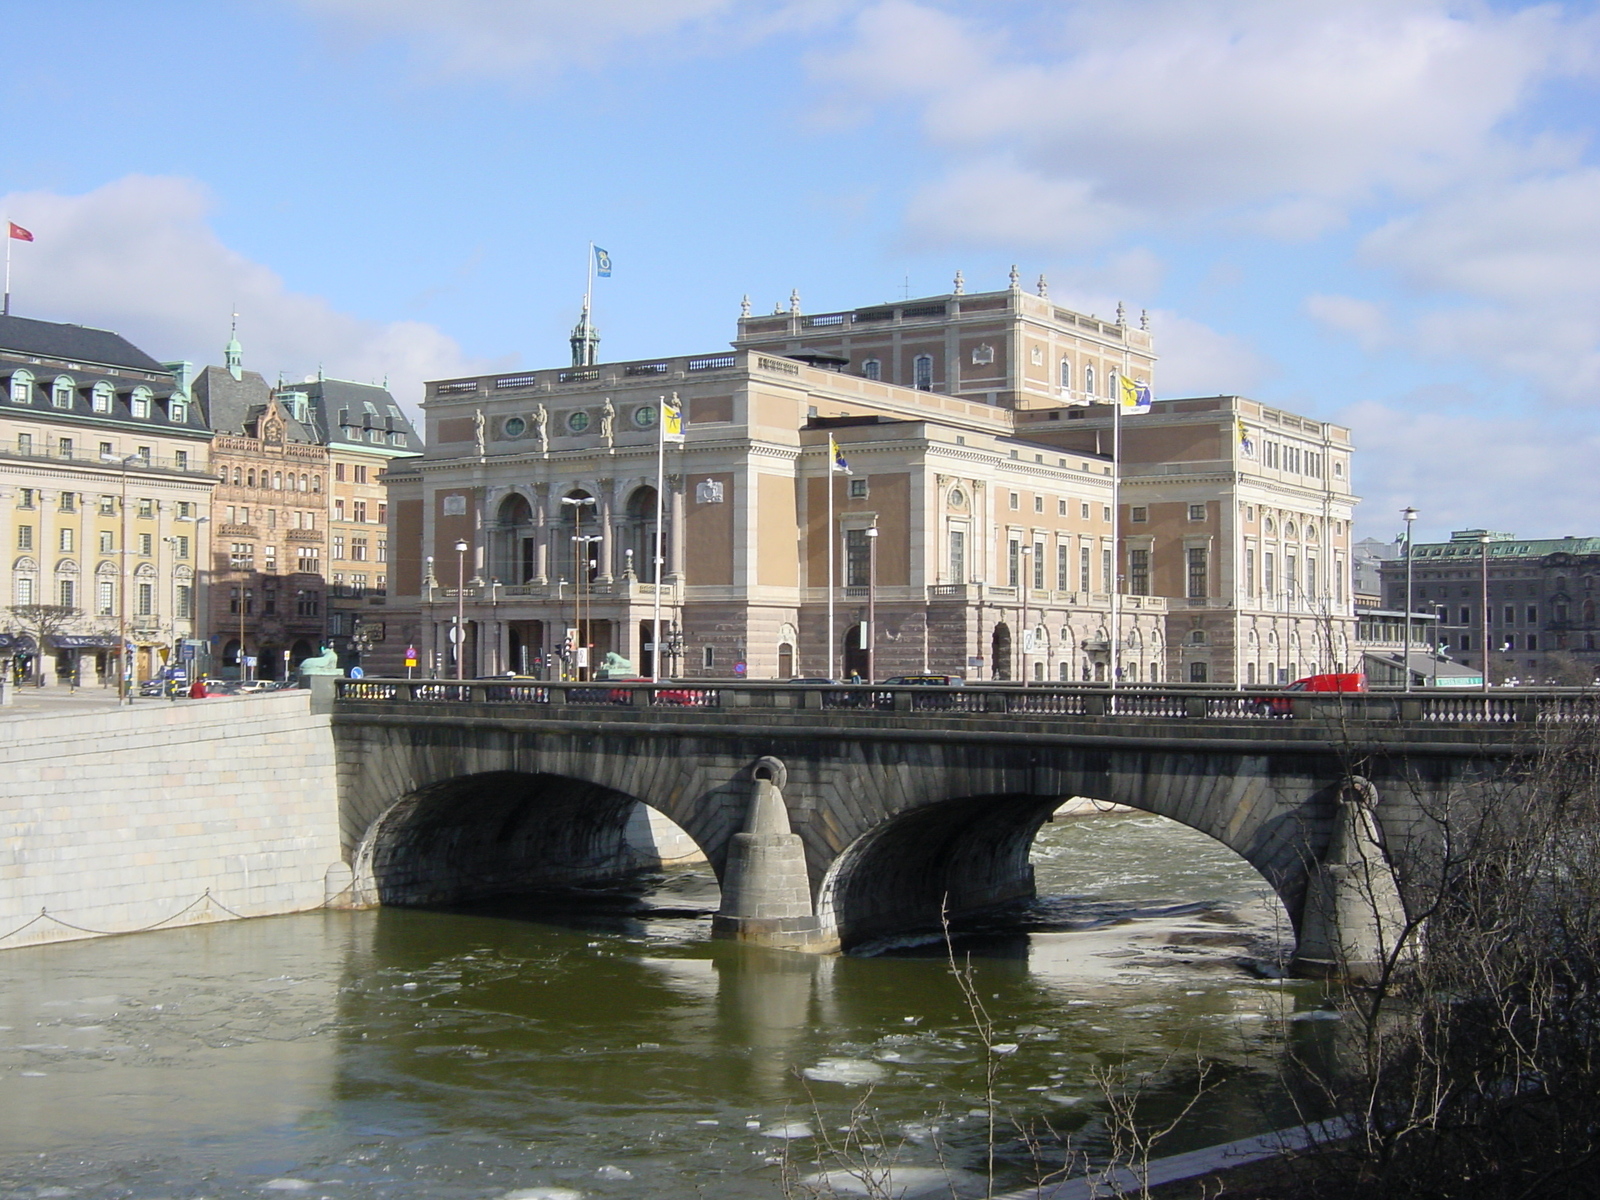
[0,812,1336,1199]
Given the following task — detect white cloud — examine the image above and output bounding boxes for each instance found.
[1,175,495,412]
[1150,311,1273,398]
[814,0,1591,243]
[1340,395,1600,539]
[295,0,837,77]
[1306,294,1392,354]
[903,160,1132,250]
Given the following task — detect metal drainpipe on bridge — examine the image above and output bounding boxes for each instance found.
[710,757,837,953]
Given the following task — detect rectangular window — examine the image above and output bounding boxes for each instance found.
[377,538,388,563]
[1080,502,1090,520]
[1033,540,1045,590]
[378,502,387,524]
[177,501,193,519]
[230,543,254,569]
[137,498,154,519]
[1102,547,1112,592]
[59,492,75,512]
[1528,633,1538,651]
[948,529,965,584]
[1189,662,1209,683]
[1265,552,1275,597]
[58,579,74,608]
[16,433,30,455]
[175,535,189,559]
[703,645,715,669]
[297,546,320,573]
[334,498,346,521]
[1080,545,1091,592]
[1129,548,1150,596]
[1307,554,1318,597]
[1528,605,1538,623]
[1505,605,1515,625]
[263,544,277,571]
[17,488,34,509]
[16,525,32,551]
[1130,506,1148,523]
[97,579,114,617]
[1057,543,1069,591]
[263,588,277,615]
[848,479,867,499]
[335,462,346,482]
[138,533,152,556]
[1462,606,1472,625]
[296,591,319,617]
[136,582,153,617]
[1008,492,1019,511]
[1057,499,1066,517]
[1188,504,1206,521]
[1187,547,1208,599]
[14,577,31,605]
[174,450,189,470]
[58,437,73,458]
[1007,539,1020,588]
[845,528,870,587]
[176,585,192,620]
[1033,495,1043,514]
[136,446,151,464]
[1103,506,1112,523]
[1286,553,1297,598]
[1245,547,1256,598]
[332,534,346,561]
[355,465,368,484]
[99,531,113,553]
[351,537,368,562]
[58,527,73,552]
[353,500,368,522]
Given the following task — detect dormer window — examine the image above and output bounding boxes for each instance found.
[130,386,152,419]
[92,382,114,413]
[168,398,187,423]
[10,369,32,404]
[52,376,75,409]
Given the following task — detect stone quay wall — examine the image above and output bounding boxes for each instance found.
[0,692,344,950]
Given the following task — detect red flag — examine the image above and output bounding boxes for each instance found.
[8,222,32,242]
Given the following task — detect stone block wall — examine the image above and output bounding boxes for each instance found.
[0,693,343,949]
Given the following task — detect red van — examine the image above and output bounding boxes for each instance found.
[1257,672,1366,715]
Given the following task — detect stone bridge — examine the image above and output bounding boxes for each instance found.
[328,680,1557,975]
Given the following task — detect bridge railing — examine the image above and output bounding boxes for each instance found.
[335,679,1600,725]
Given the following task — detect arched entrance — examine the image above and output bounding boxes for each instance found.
[842,624,868,682]
[493,492,537,584]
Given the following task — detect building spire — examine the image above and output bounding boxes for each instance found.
[570,298,600,367]
[225,309,243,380]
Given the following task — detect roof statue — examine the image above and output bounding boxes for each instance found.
[1008,264,1020,289]
[1036,274,1048,299]
[953,269,964,295]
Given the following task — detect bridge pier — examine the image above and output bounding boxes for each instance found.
[712,758,838,953]
[1291,776,1408,982]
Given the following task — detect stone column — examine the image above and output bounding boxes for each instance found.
[533,485,550,584]
[1291,776,1407,982]
[495,620,511,675]
[713,758,835,952]
[597,478,615,584]
[667,475,686,583]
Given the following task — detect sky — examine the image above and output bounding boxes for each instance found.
[3,0,1599,545]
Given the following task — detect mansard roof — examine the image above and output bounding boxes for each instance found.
[0,314,167,374]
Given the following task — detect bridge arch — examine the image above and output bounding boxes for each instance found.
[352,770,712,908]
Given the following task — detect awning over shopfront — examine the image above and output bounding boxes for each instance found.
[0,633,38,652]
[47,634,122,650]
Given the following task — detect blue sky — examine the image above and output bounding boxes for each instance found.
[4,0,1600,543]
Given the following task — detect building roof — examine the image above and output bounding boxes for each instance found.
[278,377,423,457]
[191,364,318,443]
[1403,532,1600,561]
[0,314,167,373]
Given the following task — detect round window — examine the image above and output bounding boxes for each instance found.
[633,405,657,429]
[503,416,526,439]
[567,410,590,434]
[948,488,966,507]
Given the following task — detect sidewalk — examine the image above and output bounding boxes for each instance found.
[1,683,184,715]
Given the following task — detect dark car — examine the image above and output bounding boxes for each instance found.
[878,674,965,687]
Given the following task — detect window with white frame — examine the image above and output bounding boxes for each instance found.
[92,382,114,413]
[10,369,31,403]
[51,376,75,409]
[1059,360,1072,391]
[131,387,152,419]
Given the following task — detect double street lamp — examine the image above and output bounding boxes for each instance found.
[1402,506,1417,693]
[454,538,469,680]
[102,452,147,705]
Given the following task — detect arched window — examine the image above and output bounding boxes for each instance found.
[1059,359,1072,391]
[247,470,256,488]
[233,468,242,486]
[312,475,321,494]
[52,376,76,409]
[299,474,308,492]
[861,359,881,381]
[130,386,152,419]
[494,492,536,584]
[625,486,663,583]
[92,382,115,413]
[913,354,933,392]
[273,472,281,490]
[9,369,32,404]
[1084,365,1095,397]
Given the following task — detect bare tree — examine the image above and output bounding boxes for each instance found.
[5,604,82,686]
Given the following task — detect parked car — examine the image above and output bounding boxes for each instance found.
[1254,672,1367,716]
[878,674,965,687]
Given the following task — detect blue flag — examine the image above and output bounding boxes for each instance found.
[594,246,612,278]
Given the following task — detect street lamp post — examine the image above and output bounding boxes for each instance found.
[572,534,602,677]
[865,525,879,683]
[560,496,597,679]
[102,453,146,705]
[1019,545,1033,684]
[1480,533,1492,693]
[1402,507,1418,692]
[454,538,469,680]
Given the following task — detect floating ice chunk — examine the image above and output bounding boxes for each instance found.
[695,1119,719,1126]
[20,1071,47,1077]
[802,1165,983,1197]
[1291,1009,1342,1022]
[899,1122,942,1144]
[803,1057,889,1085]
[502,1189,583,1200]
[1042,1093,1083,1105]
[1014,1024,1050,1036]
[401,982,419,990]
[595,1165,633,1181]
[261,1180,314,1191]
[760,1121,814,1139]
[35,1189,74,1198]
[991,1043,1018,1055]
[746,1120,762,1129]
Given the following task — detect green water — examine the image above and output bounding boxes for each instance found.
[0,813,1335,1198]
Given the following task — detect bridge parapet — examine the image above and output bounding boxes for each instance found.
[335,677,1598,728]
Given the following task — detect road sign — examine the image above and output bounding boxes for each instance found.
[350,666,365,680]
[734,661,747,677]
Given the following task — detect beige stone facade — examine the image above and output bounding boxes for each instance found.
[372,278,1353,684]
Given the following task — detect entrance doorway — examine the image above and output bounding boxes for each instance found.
[991,622,1013,680]
[843,624,868,682]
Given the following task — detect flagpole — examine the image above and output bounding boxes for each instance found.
[653,393,667,681]
[4,225,11,317]
[1111,395,1121,695]
[827,444,836,681]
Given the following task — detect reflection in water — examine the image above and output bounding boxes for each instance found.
[0,813,1333,1199]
